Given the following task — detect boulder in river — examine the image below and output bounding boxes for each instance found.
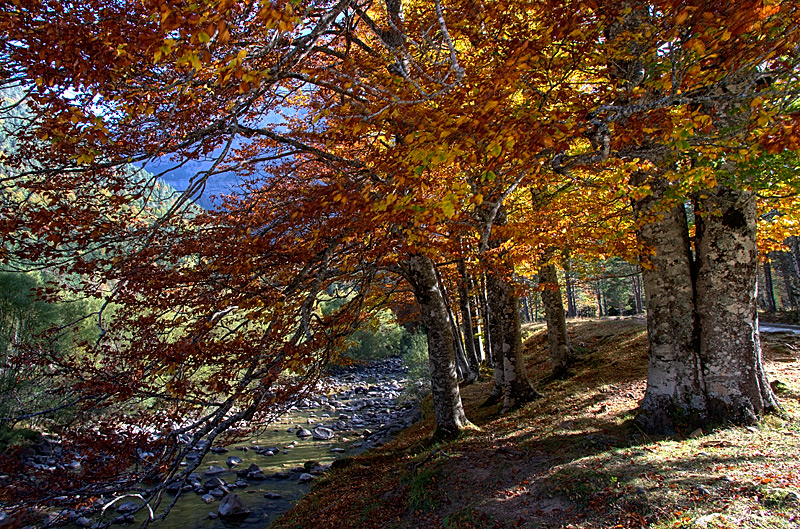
[298,473,316,484]
[312,427,333,440]
[204,465,226,475]
[218,494,251,519]
[203,477,227,491]
[209,487,227,498]
[296,427,312,438]
[226,456,243,468]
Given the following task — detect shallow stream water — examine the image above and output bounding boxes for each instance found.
[147,413,370,529]
[87,359,419,529]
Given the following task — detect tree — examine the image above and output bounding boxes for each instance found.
[583,2,800,432]
[539,258,573,377]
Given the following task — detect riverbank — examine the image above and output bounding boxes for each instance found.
[10,357,422,529]
[271,318,800,529]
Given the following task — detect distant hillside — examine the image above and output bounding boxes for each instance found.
[0,86,205,211]
[144,158,241,210]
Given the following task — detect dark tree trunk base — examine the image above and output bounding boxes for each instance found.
[480,388,503,408]
[499,386,542,414]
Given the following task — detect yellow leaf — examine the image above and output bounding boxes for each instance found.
[676,9,690,25]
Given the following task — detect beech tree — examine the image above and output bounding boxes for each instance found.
[583,1,800,432]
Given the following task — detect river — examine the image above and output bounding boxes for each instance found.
[89,358,420,529]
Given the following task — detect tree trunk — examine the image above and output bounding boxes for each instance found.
[472,289,486,363]
[595,280,604,317]
[521,295,531,323]
[694,187,779,425]
[400,254,469,438]
[486,270,541,411]
[437,271,476,384]
[631,264,645,314]
[479,273,504,405]
[457,260,481,381]
[633,174,705,434]
[540,262,573,377]
[633,175,779,433]
[563,251,578,318]
[779,251,798,312]
[763,257,777,313]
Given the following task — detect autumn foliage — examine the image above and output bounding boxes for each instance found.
[1,0,800,523]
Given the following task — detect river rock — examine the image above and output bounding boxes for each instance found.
[264,492,282,499]
[74,517,93,528]
[201,494,215,504]
[298,473,316,484]
[312,427,333,440]
[210,446,228,454]
[204,477,227,491]
[226,456,243,468]
[165,481,182,493]
[271,471,291,479]
[218,494,251,519]
[209,487,227,498]
[296,427,312,438]
[204,465,226,475]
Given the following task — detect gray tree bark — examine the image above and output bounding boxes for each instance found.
[779,251,798,312]
[486,270,541,411]
[633,174,706,434]
[563,252,578,318]
[457,260,481,381]
[763,257,777,313]
[694,187,779,425]
[400,254,470,438]
[540,262,573,377]
[480,273,504,406]
[633,174,779,433]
